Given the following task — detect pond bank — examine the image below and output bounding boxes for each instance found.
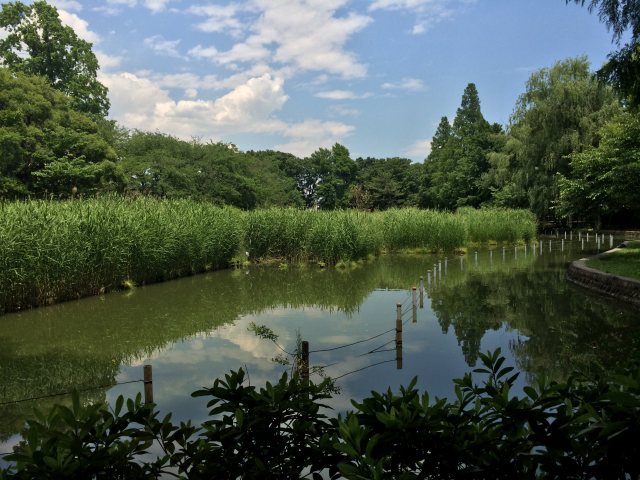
[567,241,640,307]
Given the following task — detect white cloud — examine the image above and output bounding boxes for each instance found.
[144,35,183,58]
[381,77,426,91]
[315,90,361,100]
[101,70,354,158]
[144,0,172,13]
[369,0,473,35]
[275,119,355,157]
[96,50,123,70]
[102,72,288,137]
[187,4,245,37]
[57,9,101,43]
[188,0,372,79]
[103,0,173,13]
[403,138,432,161]
[329,105,360,117]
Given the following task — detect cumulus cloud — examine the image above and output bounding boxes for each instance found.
[102,72,287,136]
[187,0,372,79]
[381,77,426,91]
[96,50,123,70]
[101,70,353,157]
[57,9,101,43]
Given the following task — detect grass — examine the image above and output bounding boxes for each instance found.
[0,198,538,314]
[586,244,640,281]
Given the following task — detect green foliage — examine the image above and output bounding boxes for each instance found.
[558,111,640,226]
[0,1,109,116]
[3,392,161,479]
[423,85,503,210]
[0,68,122,197]
[380,208,467,251]
[3,352,640,479]
[0,197,244,313]
[349,157,421,210]
[457,207,537,243]
[118,132,304,208]
[488,57,620,219]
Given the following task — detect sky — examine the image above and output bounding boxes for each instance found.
[5,0,619,160]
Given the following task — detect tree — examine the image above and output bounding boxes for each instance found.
[350,157,420,210]
[488,57,620,219]
[558,111,640,227]
[0,1,109,116]
[566,0,640,107]
[0,68,121,197]
[306,143,356,209]
[423,85,500,209]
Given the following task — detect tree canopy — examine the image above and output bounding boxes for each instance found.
[0,68,121,197]
[0,1,109,116]
[485,57,620,219]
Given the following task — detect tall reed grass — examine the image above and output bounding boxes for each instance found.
[0,198,537,314]
[0,197,243,314]
[245,208,383,264]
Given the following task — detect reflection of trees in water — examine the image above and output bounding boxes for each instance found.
[428,264,640,380]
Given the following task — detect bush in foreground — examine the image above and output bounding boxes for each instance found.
[2,350,638,479]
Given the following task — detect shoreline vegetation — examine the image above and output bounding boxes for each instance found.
[0,197,537,315]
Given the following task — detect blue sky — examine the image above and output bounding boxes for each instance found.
[17,0,616,160]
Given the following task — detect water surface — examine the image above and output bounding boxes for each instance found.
[1,236,638,454]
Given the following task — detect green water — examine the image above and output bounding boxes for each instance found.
[1,237,638,453]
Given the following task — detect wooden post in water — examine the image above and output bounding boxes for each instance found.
[301,341,309,385]
[396,303,403,369]
[419,277,424,309]
[144,365,153,404]
[412,288,418,323]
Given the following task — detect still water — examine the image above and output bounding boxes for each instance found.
[1,237,638,454]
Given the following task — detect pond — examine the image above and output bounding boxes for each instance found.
[1,236,639,456]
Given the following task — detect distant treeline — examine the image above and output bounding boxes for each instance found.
[2,58,639,229]
[0,198,536,314]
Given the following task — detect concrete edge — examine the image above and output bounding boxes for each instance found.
[566,241,640,307]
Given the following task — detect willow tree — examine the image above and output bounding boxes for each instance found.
[488,57,620,219]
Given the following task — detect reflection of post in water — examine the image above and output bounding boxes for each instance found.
[419,276,424,309]
[396,303,403,370]
[412,287,418,323]
[301,340,310,385]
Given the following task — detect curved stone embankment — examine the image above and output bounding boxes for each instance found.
[567,242,640,307]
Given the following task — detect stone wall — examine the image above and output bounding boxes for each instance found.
[567,248,640,307]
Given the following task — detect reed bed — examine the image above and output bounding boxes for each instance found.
[0,197,243,314]
[245,208,383,264]
[457,207,537,244]
[0,198,537,314]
